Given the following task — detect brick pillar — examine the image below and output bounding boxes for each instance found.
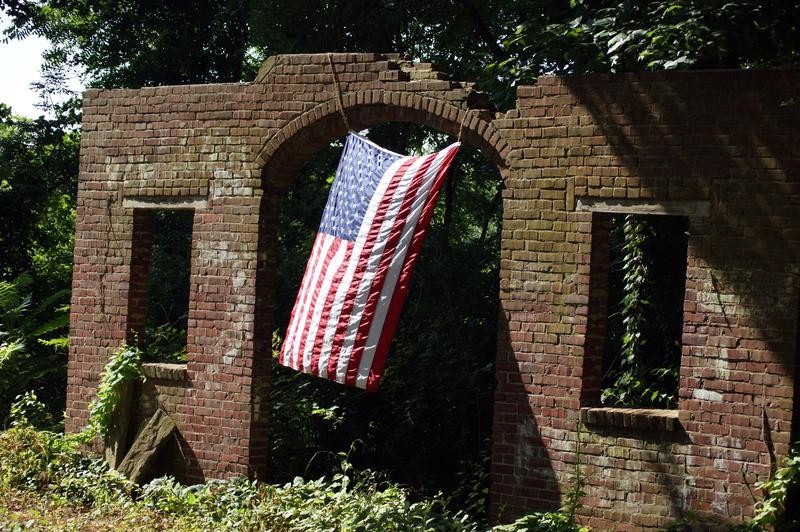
[581,212,610,405]
[127,210,154,341]
[180,191,267,481]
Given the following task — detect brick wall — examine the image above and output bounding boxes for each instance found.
[492,70,800,529]
[67,55,800,529]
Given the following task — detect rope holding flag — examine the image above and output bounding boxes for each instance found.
[328,54,351,132]
[279,132,461,390]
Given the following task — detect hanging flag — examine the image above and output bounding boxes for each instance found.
[279,132,460,391]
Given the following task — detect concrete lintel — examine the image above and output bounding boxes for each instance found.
[575,197,710,218]
[123,196,207,210]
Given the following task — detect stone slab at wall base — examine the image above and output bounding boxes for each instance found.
[117,409,176,483]
[131,363,199,484]
[65,53,800,530]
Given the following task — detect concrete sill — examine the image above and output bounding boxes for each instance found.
[580,407,680,432]
[141,362,188,382]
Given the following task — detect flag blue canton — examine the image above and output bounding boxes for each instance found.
[318,133,403,241]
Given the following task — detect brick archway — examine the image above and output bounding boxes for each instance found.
[250,89,512,480]
[255,91,510,189]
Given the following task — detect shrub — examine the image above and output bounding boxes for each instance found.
[8,390,58,431]
[0,425,132,505]
[142,472,482,531]
[0,421,597,531]
[752,444,800,530]
[79,344,143,443]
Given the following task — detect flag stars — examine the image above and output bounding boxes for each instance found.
[319,134,402,242]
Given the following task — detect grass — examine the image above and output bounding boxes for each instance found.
[0,489,174,531]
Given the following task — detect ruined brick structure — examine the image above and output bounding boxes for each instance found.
[67,53,800,529]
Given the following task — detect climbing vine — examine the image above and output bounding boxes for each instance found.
[752,444,800,528]
[602,215,682,409]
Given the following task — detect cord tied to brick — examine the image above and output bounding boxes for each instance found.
[328,53,351,132]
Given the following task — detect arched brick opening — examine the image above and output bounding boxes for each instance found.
[256,93,510,191]
[251,94,512,490]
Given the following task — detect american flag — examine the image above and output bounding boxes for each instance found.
[279,132,460,390]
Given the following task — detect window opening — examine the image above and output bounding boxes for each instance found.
[599,213,688,409]
[131,209,193,363]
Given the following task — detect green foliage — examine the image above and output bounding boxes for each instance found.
[269,364,344,478]
[0,340,26,406]
[0,423,590,531]
[0,424,479,530]
[141,472,482,531]
[5,0,251,89]
[564,426,587,526]
[752,445,800,529]
[0,273,69,425]
[9,391,58,431]
[144,210,193,333]
[584,0,800,71]
[130,209,194,363]
[0,102,77,424]
[138,325,188,364]
[0,426,132,505]
[0,103,79,285]
[494,0,800,90]
[447,443,492,520]
[80,344,143,443]
[495,512,589,532]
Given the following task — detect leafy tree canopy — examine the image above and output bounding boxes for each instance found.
[500,0,800,87]
[3,0,250,87]
[0,102,78,289]
[5,0,799,106]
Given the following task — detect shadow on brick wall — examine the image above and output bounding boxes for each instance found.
[562,71,800,372]
[490,311,558,521]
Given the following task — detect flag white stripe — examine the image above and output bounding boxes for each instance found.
[302,238,348,372]
[282,232,327,365]
[289,233,335,369]
[355,147,455,387]
[335,156,429,383]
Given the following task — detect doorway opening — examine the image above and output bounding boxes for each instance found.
[267,122,503,517]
